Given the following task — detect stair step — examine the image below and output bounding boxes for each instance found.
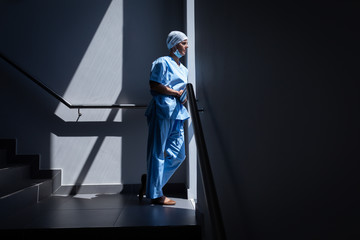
[0,178,52,198]
[0,170,61,223]
[0,164,31,189]
[0,164,61,196]
[0,138,63,224]
[13,154,41,177]
[0,178,55,222]
[0,183,41,220]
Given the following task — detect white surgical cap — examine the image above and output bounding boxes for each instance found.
[166,31,188,49]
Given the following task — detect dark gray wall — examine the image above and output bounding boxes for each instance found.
[0,0,186,187]
[195,1,359,239]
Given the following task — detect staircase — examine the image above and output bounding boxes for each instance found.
[0,139,202,239]
[0,139,61,221]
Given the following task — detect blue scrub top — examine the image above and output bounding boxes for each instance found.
[145,56,190,120]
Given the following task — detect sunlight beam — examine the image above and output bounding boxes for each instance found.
[55,0,124,122]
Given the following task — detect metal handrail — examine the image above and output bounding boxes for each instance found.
[0,53,147,110]
[186,83,227,240]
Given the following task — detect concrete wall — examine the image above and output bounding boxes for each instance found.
[195,1,360,239]
[0,0,186,189]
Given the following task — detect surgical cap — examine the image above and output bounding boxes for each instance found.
[166,31,188,49]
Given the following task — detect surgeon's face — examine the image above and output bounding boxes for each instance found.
[177,40,188,56]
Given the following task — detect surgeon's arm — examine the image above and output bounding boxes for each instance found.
[150,81,183,98]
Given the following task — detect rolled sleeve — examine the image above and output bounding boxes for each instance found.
[150,60,166,84]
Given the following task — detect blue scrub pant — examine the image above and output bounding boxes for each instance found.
[146,115,186,199]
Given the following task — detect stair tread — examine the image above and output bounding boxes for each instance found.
[0,178,52,198]
[0,163,60,176]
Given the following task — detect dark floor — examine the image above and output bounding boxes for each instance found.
[0,192,200,239]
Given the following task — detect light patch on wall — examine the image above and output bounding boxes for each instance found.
[82,136,122,184]
[50,133,97,185]
[55,0,124,122]
[50,133,122,185]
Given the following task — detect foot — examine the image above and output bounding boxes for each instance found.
[138,174,146,201]
[150,196,176,205]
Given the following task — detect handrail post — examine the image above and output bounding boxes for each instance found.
[187,83,227,240]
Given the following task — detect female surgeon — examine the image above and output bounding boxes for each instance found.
[139,31,189,205]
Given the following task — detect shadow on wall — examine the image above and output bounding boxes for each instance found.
[0,0,112,94]
[0,0,116,189]
[0,0,187,190]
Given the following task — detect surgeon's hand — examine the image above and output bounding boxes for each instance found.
[149,81,186,104]
[150,81,182,98]
[178,89,187,105]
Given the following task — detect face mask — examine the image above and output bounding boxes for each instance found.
[174,49,183,59]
